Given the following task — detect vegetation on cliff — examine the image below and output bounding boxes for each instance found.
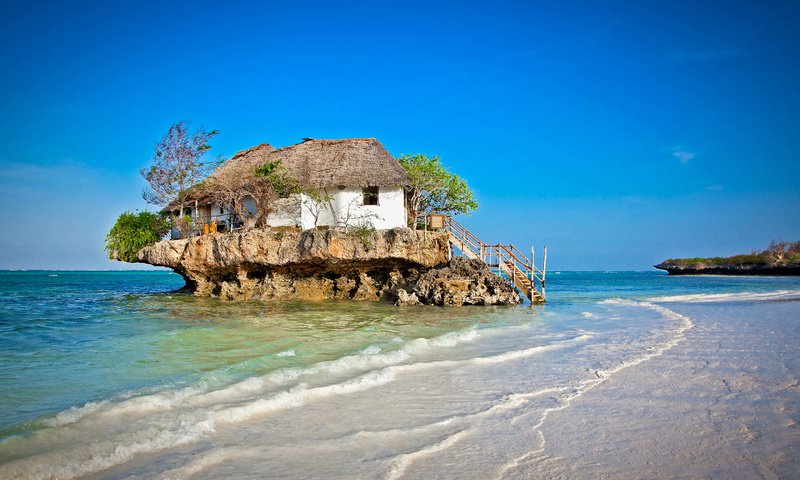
[398,153,478,225]
[105,211,170,262]
[657,240,800,273]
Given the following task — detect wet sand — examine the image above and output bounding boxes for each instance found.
[516,300,800,479]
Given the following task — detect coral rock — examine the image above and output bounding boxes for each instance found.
[136,228,520,306]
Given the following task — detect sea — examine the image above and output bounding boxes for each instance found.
[0,270,798,479]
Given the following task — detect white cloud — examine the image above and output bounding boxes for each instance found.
[672,150,695,164]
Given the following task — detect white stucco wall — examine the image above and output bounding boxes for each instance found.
[186,186,407,233]
[296,187,406,230]
[267,197,302,227]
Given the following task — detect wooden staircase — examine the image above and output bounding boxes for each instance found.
[439,216,547,304]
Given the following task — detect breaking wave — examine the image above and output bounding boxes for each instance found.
[648,289,800,303]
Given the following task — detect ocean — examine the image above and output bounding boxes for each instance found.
[0,270,798,479]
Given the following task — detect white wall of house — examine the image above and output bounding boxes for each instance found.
[297,186,406,230]
[210,204,228,218]
[184,186,407,235]
[268,197,302,227]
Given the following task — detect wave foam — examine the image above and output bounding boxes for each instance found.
[648,290,800,303]
[0,327,490,479]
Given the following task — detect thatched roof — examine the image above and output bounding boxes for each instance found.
[169,138,409,209]
[223,138,409,188]
[208,142,277,182]
[270,138,409,188]
[166,143,277,210]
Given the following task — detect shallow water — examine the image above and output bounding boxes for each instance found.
[0,270,798,478]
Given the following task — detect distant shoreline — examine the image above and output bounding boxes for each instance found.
[654,264,800,276]
[655,241,800,276]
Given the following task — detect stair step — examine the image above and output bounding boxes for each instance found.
[448,229,545,303]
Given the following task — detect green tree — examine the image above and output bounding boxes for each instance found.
[105,211,170,262]
[398,153,478,225]
[140,121,219,234]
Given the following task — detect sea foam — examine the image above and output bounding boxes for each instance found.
[648,289,800,303]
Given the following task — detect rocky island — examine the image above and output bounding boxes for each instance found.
[108,132,542,306]
[136,227,521,306]
[655,240,800,276]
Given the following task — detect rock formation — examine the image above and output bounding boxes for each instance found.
[654,261,800,276]
[136,228,521,305]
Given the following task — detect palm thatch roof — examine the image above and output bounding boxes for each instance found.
[222,138,409,188]
[209,142,277,182]
[271,138,409,188]
[168,138,409,209]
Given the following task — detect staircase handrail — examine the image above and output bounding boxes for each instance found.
[505,244,545,278]
[445,217,484,257]
[443,216,546,303]
[498,244,544,285]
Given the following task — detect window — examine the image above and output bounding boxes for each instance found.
[362,186,379,206]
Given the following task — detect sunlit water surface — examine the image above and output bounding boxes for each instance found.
[1,270,798,479]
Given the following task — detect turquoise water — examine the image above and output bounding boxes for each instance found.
[1,270,799,478]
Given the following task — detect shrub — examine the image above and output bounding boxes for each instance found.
[105,211,170,262]
[351,221,377,249]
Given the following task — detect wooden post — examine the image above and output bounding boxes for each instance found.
[542,245,548,300]
[511,254,515,287]
[531,246,535,285]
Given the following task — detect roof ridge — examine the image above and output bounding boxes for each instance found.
[270,137,375,152]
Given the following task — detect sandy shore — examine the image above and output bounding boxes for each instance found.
[517,300,800,479]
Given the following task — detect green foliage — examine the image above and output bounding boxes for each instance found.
[350,221,377,249]
[665,240,800,267]
[254,159,301,198]
[253,160,282,177]
[105,211,170,263]
[398,153,478,225]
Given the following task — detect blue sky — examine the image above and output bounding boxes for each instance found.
[1,0,798,270]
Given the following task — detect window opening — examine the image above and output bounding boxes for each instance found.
[362,186,379,206]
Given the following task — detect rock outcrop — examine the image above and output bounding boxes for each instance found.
[654,262,800,276]
[396,258,521,306]
[136,228,521,305]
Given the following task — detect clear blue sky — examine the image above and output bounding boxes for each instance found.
[1,0,798,270]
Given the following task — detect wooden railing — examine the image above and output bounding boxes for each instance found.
[442,216,547,303]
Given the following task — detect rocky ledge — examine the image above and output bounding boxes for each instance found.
[137,228,520,306]
[654,262,800,276]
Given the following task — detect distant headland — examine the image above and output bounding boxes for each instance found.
[655,240,800,276]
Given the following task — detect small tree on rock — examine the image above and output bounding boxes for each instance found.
[398,153,478,225]
[140,121,219,234]
[300,188,333,228]
[105,211,170,262]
